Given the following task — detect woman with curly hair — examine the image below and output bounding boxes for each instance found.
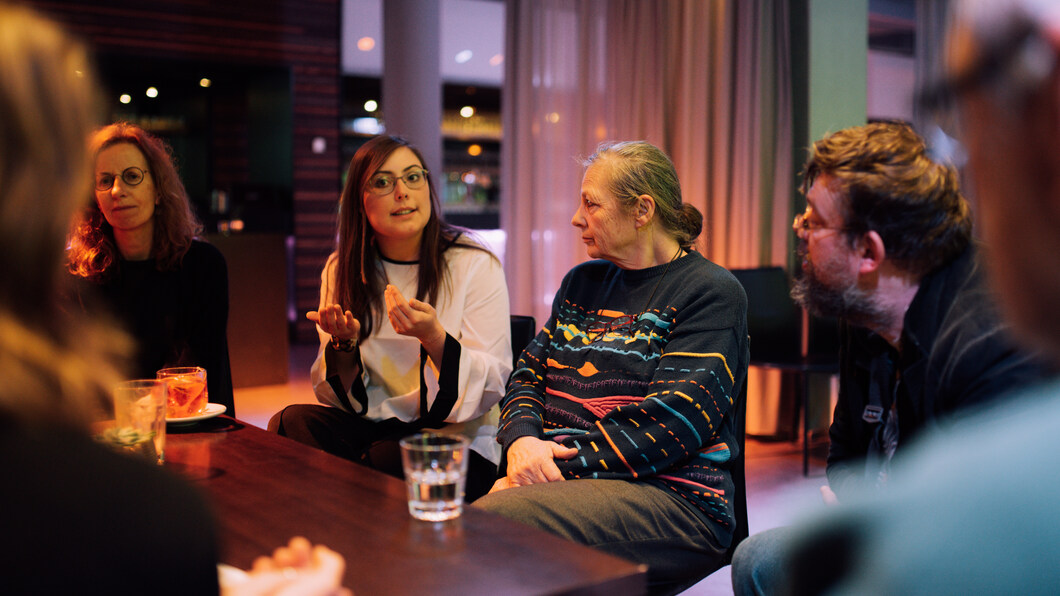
[68,122,234,415]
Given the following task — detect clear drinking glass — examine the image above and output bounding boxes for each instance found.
[399,433,470,522]
[111,379,167,465]
[157,366,208,419]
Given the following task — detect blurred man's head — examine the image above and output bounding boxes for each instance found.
[939,0,1060,362]
[792,122,971,328]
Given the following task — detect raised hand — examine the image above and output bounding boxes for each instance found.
[307,304,361,344]
[383,285,446,359]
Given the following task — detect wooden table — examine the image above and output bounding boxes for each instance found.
[166,417,647,595]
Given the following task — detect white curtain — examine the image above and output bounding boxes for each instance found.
[501,0,794,435]
[501,0,793,327]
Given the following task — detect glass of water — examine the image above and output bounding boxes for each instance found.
[398,433,469,522]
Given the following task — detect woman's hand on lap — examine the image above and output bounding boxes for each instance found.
[503,436,578,488]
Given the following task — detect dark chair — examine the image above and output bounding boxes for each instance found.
[730,267,840,476]
[495,315,538,480]
[665,381,747,594]
[727,380,749,563]
[509,314,537,370]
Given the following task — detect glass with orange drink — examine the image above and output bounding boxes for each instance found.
[157,366,208,418]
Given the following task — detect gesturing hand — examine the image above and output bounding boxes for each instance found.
[499,436,579,490]
[384,284,446,354]
[307,304,361,343]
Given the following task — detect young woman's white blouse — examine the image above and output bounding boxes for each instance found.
[309,245,512,463]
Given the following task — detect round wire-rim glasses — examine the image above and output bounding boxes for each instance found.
[366,169,429,195]
[95,166,149,192]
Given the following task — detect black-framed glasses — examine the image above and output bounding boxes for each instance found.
[366,169,429,195]
[588,313,639,343]
[96,166,149,192]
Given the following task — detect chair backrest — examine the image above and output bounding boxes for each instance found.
[726,379,749,563]
[509,314,537,370]
[729,266,839,364]
[730,267,802,364]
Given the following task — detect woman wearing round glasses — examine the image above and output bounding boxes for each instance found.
[474,141,748,593]
[67,122,234,415]
[269,135,511,501]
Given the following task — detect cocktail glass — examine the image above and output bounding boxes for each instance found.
[157,366,208,418]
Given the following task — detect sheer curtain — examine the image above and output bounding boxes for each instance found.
[501,0,793,326]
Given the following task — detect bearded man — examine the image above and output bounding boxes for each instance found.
[790,121,1044,497]
[731,121,1045,595]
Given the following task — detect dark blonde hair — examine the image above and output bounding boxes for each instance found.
[67,122,203,279]
[584,141,703,250]
[0,4,131,426]
[802,122,972,276]
[333,135,489,342]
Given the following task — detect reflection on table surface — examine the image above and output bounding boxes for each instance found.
[166,417,647,596]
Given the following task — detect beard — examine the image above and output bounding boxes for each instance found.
[791,243,886,327]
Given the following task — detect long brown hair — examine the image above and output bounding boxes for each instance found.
[333,135,488,342]
[67,122,203,279]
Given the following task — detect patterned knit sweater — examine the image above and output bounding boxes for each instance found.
[497,251,749,545]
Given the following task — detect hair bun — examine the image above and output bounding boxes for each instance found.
[679,203,703,245]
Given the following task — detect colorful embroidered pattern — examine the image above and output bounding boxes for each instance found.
[497,255,749,542]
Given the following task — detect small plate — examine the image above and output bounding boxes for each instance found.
[167,403,227,426]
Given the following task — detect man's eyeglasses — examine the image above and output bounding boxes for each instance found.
[589,313,638,343]
[95,166,149,192]
[794,212,847,236]
[367,169,429,195]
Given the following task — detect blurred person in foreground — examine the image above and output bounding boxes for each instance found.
[731,121,1046,595]
[747,1,1060,593]
[67,121,235,416]
[0,4,344,594]
[474,140,749,595]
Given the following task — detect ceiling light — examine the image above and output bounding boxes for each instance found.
[460,106,475,118]
[146,87,158,98]
[455,50,473,64]
[358,37,375,51]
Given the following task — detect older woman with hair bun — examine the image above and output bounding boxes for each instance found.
[475,140,749,594]
[67,122,234,416]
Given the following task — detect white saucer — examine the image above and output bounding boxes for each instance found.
[167,403,227,426]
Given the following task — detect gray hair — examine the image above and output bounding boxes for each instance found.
[583,141,703,249]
